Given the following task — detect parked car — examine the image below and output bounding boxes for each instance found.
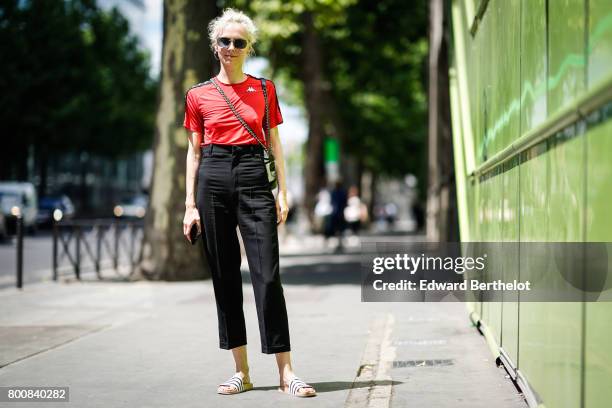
[37,195,75,227]
[0,182,38,234]
[113,194,148,219]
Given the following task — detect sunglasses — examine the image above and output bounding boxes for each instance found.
[217,37,248,50]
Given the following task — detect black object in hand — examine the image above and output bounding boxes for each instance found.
[189,223,200,245]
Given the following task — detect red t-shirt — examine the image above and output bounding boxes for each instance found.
[183,74,283,148]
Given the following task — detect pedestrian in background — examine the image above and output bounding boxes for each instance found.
[181,8,316,398]
[329,180,347,251]
[344,185,368,234]
[314,186,332,235]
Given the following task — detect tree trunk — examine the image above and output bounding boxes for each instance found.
[301,11,327,226]
[426,0,459,242]
[137,0,217,280]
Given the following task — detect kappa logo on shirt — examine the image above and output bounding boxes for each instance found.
[246,86,256,93]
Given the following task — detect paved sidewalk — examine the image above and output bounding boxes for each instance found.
[0,237,526,408]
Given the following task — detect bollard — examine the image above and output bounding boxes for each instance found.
[129,222,136,274]
[95,224,102,278]
[52,219,58,281]
[75,225,81,280]
[113,222,119,270]
[16,215,24,289]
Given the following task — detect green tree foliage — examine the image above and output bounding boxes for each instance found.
[327,1,428,179]
[0,0,157,179]
[82,5,158,156]
[229,0,428,180]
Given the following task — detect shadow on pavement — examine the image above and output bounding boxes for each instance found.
[238,257,363,286]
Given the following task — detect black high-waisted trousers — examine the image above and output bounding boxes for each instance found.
[196,143,290,354]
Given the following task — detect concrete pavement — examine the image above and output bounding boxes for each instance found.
[0,235,527,407]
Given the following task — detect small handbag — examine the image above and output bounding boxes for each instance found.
[210,77,278,190]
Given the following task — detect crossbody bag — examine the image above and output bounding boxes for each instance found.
[210,77,278,191]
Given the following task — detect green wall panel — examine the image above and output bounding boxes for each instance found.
[508,0,522,145]
[519,152,549,242]
[488,0,503,157]
[584,301,612,408]
[588,0,612,89]
[584,120,612,407]
[544,134,585,408]
[521,0,548,134]
[479,176,492,326]
[518,140,583,408]
[470,179,482,316]
[478,5,491,163]
[501,166,520,366]
[482,0,521,159]
[465,3,480,164]
[548,133,585,242]
[488,173,503,347]
[548,0,586,115]
[585,122,612,239]
[517,151,548,405]
[520,302,582,408]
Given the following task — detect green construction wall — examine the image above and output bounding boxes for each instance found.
[449,1,612,407]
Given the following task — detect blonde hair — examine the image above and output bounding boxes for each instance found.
[208,8,257,56]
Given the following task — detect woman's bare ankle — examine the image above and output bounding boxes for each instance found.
[235,369,250,382]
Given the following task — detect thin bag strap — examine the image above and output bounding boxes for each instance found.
[260,78,270,148]
[209,77,269,152]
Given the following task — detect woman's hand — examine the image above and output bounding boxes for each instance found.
[183,206,201,243]
[276,193,289,225]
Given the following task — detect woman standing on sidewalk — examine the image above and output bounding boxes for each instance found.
[181,8,316,398]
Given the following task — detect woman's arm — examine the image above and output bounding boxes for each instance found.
[270,127,289,224]
[183,131,202,239]
[185,131,202,208]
